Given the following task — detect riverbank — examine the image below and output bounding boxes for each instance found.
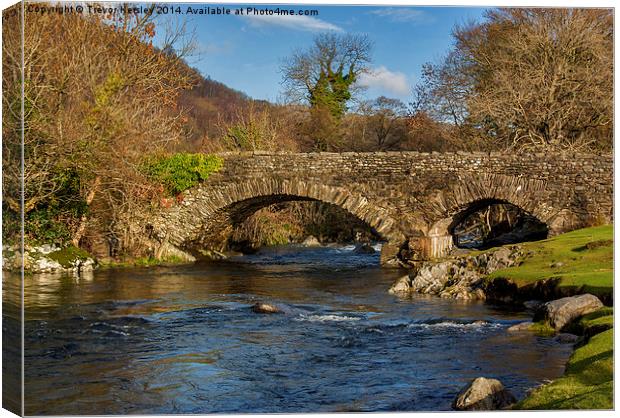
[2,235,379,274]
[390,225,613,410]
[486,225,613,302]
[2,244,96,274]
[516,307,613,409]
[391,225,613,304]
[1,244,195,274]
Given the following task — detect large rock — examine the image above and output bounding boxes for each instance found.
[535,294,604,331]
[486,246,517,272]
[387,245,524,300]
[251,303,282,314]
[34,257,63,273]
[507,321,534,332]
[4,245,96,275]
[410,262,452,293]
[301,236,321,247]
[452,377,516,410]
[388,275,412,294]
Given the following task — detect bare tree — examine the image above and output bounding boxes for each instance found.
[280,33,372,151]
[415,8,613,151]
[411,51,472,127]
[357,97,408,151]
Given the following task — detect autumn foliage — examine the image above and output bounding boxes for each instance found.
[2,5,196,253]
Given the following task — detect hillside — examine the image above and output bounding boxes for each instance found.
[178,74,253,146]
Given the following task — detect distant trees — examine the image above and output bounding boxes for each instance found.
[357,97,408,151]
[281,33,372,150]
[415,8,613,151]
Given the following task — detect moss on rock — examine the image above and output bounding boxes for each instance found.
[47,246,92,268]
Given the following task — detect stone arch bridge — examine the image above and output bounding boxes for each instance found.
[148,151,612,266]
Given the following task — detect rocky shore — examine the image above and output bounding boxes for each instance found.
[2,244,96,275]
[387,226,614,410]
[389,244,604,304]
[450,292,610,410]
[389,245,524,301]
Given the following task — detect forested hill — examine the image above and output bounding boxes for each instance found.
[178,74,253,146]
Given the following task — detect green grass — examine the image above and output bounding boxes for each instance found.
[568,307,614,337]
[516,328,613,409]
[528,321,557,336]
[488,227,614,409]
[487,225,613,298]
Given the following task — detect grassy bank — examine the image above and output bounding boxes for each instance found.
[487,225,613,298]
[516,308,613,409]
[488,226,614,409]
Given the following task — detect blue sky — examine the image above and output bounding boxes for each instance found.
[157,4,487,103]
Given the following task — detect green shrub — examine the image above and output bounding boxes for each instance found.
[144,153,223,195]
[25,208,73,244]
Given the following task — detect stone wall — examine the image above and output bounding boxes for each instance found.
[149,151,613,264]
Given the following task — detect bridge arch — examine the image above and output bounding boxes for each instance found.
[447,198,549,249]
[424,174,563,258]
[153,178,408,263]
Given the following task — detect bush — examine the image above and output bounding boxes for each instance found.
[144,153,223,195]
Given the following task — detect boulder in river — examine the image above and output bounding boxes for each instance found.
[534,294,604,331]
[353,243,375,254]
[388,275,412,294]
[452,377,516,410]
[507,321,534,332]
[252,303,282,314]
[301,236,321,247]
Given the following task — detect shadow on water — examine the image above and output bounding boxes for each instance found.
[18,244,573,414]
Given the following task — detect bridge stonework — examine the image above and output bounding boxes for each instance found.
[149,151,613,265]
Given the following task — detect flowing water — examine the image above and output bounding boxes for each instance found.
[6,244,573,414]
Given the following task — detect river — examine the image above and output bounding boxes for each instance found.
[5,244,573,414]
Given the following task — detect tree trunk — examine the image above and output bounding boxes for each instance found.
[154,232,170,260]
[71,176,101,247]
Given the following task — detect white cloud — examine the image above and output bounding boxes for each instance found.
[370,8,433,24]
[358,66,411,96]
[245,14,343,32]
